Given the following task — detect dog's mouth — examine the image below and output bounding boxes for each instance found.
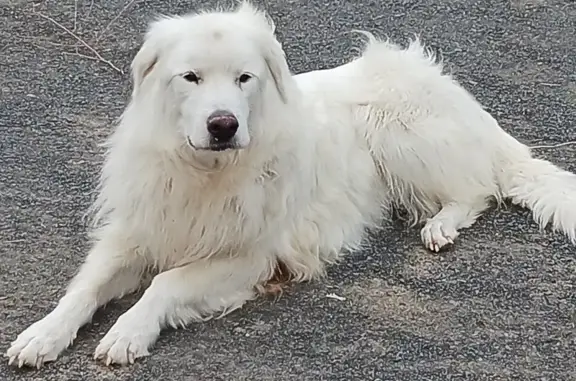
[186,136,239,152]
[207,142,237,152]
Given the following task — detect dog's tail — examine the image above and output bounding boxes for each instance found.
[499,140,576,243]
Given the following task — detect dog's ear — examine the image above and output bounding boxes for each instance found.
[131,41,158,97]
[263,42,291,104]
[130,16,180,97]
[235,2,291,103]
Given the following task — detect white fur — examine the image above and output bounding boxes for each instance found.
[294,34,576,250]
[7,1,576,369]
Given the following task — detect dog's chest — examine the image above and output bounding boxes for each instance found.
[133,172,282,262]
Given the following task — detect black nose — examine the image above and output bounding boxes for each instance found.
[206,110,239,142]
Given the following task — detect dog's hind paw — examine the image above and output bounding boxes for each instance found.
[6,318,74,369]
[420,219,458,253]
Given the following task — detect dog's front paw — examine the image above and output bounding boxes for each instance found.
[421,219,459,252]
[6,317,75,369]
[94,315,157,366]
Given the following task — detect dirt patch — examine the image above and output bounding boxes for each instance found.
[509,0,546,10]
[343,278,460,338]
[64,110,114,141]
[496,61,557,85]
[567,82,576,105]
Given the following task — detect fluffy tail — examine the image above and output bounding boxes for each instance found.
[502,152,576,244]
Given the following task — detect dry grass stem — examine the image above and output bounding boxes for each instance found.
[33,9,123,74]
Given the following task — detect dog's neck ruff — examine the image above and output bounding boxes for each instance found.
[182,147,242,173]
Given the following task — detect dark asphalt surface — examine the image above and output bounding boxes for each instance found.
[1,0,575,380]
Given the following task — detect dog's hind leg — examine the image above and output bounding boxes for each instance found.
[6,232,146,368]
[420,197,490,252]
[93,253,272,366]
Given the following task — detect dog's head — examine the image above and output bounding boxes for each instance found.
[129,1,292,153]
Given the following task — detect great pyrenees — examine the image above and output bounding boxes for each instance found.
[7,1,576,368]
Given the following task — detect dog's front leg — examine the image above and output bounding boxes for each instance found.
[94,254,271,366]
[6,233,146,368]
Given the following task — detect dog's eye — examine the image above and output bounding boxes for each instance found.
[238,73,252,84]
[183,72,200,83]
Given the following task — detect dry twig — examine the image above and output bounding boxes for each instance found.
[530,141,576,150]
[73,0,78,32]
[33,10,123,74]
[85,0,95,19]
[95,0,137,42]
[23,34,79,49]
[62,51,100,62]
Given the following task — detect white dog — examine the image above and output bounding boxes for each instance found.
[7,1,576,368]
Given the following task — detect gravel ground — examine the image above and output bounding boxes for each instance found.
[1,0,575,380]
